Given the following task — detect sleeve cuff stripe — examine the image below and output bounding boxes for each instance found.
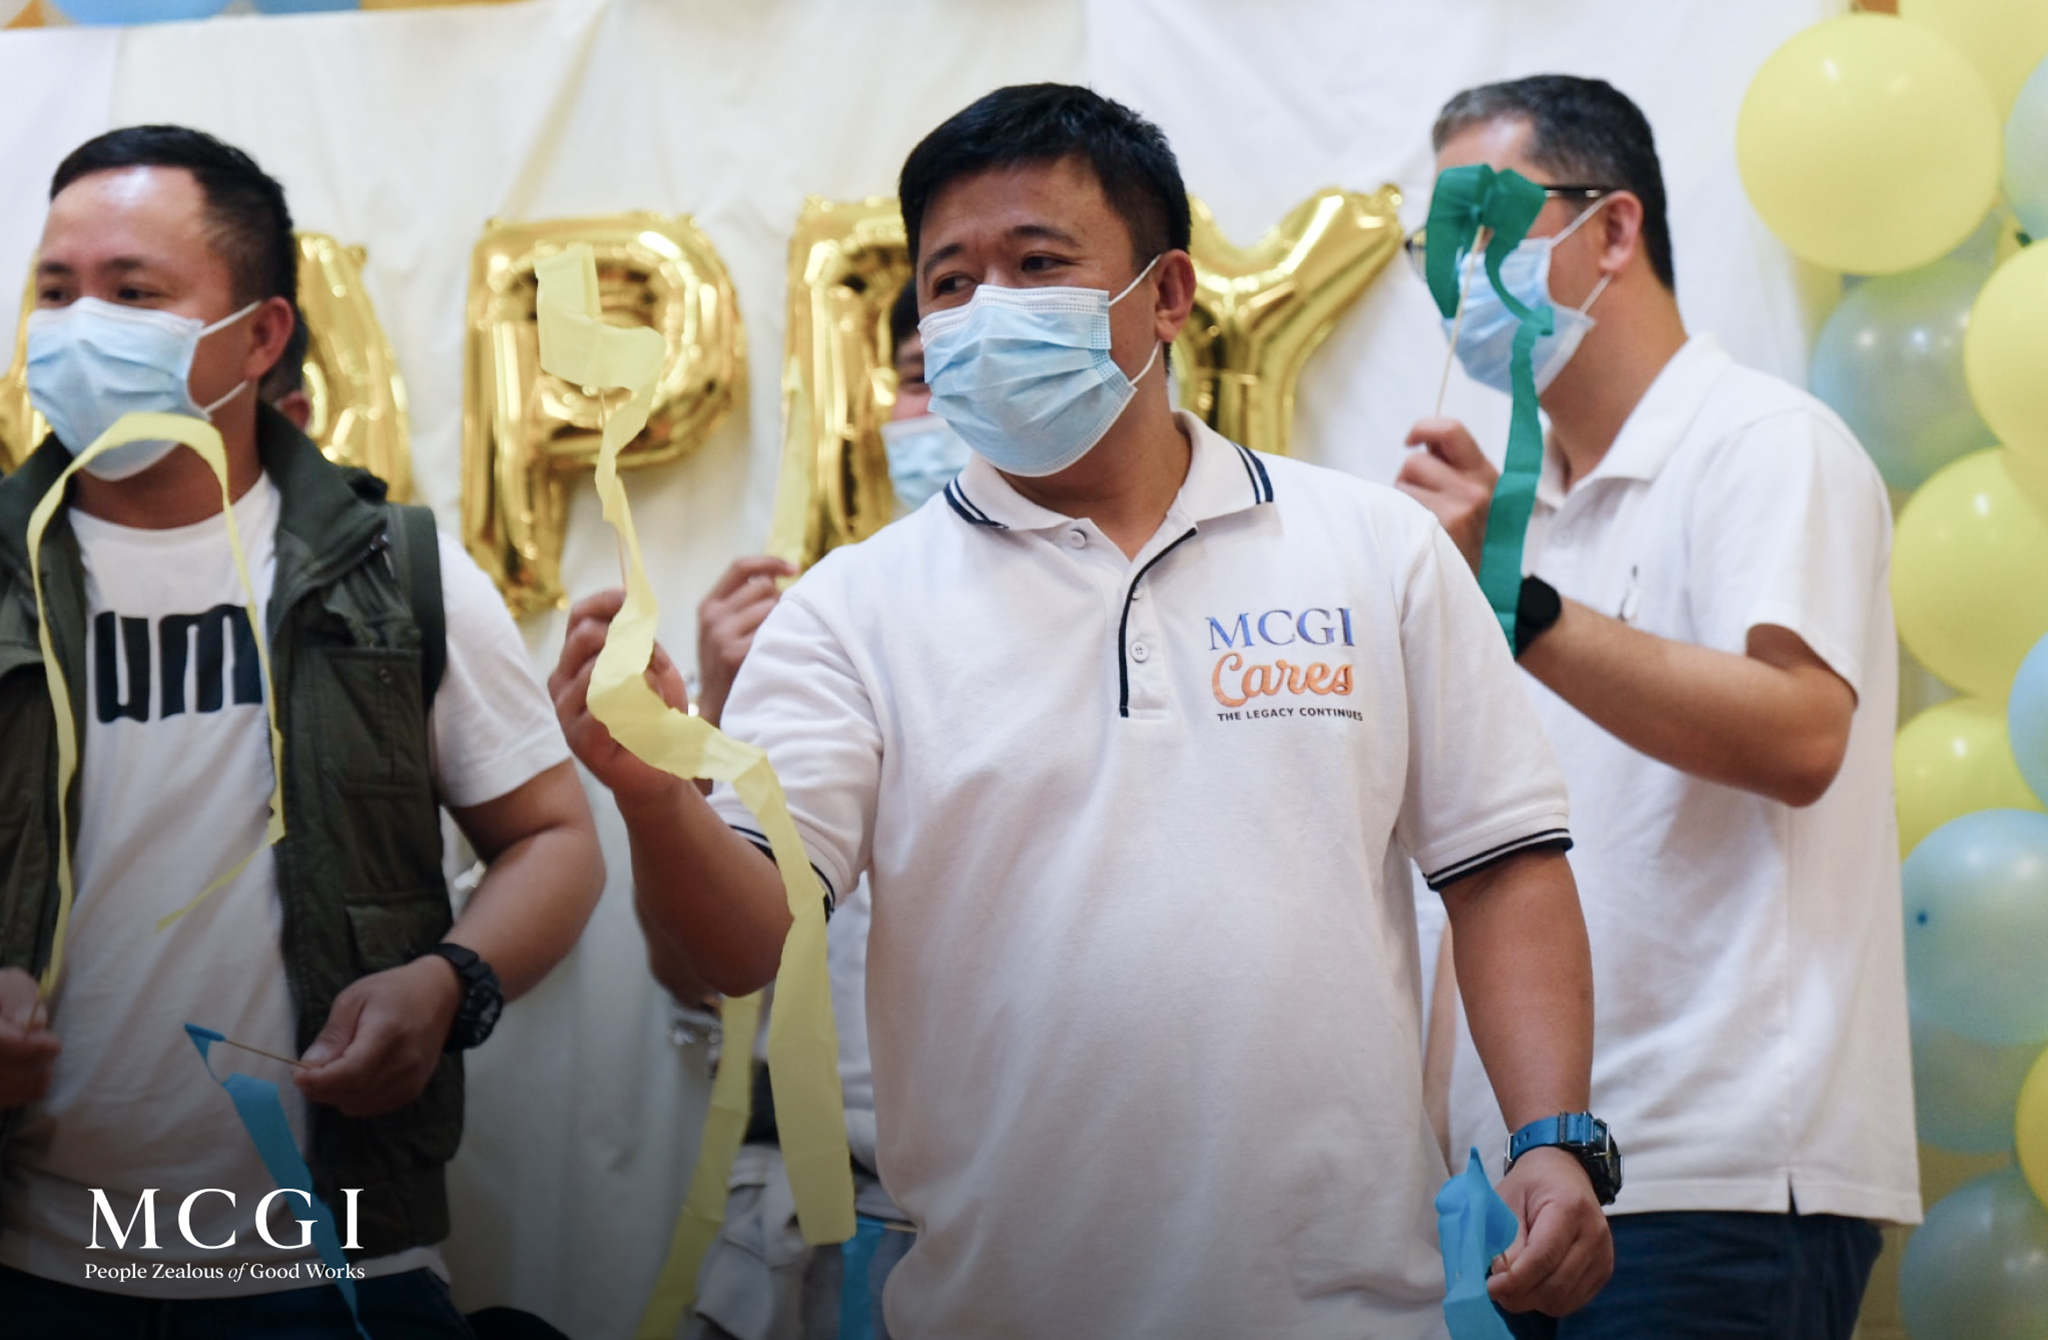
[1424,830,1573,891]
[729,824,839,907]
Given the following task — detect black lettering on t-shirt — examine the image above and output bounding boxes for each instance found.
[93,612,151,725]
[159,605,261,716]
[94,604,261,723]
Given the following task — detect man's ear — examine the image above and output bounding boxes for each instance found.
[1152,249,1198,343]
[1596,193,1646,279]
[242,295,297,385]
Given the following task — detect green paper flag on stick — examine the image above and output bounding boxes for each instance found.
[1424,164,1552,649]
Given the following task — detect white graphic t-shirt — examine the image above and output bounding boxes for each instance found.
[0,473,570,1296]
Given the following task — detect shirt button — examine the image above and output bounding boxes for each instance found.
[1131,642,1151,662]
[1065,529,1087,549]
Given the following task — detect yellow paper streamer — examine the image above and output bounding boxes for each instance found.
[531,247,854,1328]
[26,412,286,997]
[763,351,816,571]
[634,991,761,1340]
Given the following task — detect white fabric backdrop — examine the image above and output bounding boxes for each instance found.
[0,2,1838,1335]
[1085,0,1840,485]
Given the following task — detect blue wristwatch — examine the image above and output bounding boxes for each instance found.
[1505,1112,1622,1206]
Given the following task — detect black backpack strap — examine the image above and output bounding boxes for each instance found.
[383,502,447,713]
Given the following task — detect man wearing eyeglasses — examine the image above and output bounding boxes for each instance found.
[1397,76,1917,1340]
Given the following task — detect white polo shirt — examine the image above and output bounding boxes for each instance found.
[711,411,1572,1340]
[1447,335,1920,1225]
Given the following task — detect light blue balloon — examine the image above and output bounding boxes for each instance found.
[1912,1008,2044,1151]
[1904,809,2048,1046]
[2009,55,2048,242]
[1811,257,1996,491]
[1900,1170,2048,1340]
[2012,633,2048,808]
[57,0,228,21]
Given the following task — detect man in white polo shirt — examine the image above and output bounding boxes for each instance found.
[1397,76,1917,1340]
[555,83,1615,1339]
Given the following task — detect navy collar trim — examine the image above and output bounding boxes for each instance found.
[943,479,1007,529]
[1231,442,1274,504]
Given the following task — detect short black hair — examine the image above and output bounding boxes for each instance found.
[889,281,920,360]
[51,125,299,311]
[260,311,309,405]
[1432,76,1675,291]
[899,83,1190,270]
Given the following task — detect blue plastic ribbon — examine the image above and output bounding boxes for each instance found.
[837,1213,890,1340]
[184,1024,371,1339]
[1435,1146,1518,1340]
[1424,165,1553,649]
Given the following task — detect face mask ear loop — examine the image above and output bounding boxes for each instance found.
[199,300,264,339]
[191,301,265,421]
[1575,270,1614,318]
[1129,339,1163,387]
[1550,193,1610,248]
[1109,253,1164,307]
[1434,232,1487,417]
[200,379,250,419]
[1112,255,1166,394]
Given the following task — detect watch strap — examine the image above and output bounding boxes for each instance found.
[425,942,502,1052]
[1506,1111,1622,1206]
[1513,574,1562,658]
[1508,1111,1602,1163]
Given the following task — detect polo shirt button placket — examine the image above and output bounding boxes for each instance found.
[1065,528,1088,550]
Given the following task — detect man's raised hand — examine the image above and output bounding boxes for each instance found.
[548,588,691,807]
[1396,417,1498,575]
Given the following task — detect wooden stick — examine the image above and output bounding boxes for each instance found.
[214,1036,310,1070]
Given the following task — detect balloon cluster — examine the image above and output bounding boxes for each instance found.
[1740,6,2048,1333]
[47,1,384,20]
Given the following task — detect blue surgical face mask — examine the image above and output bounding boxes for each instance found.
[26,296,259,481]
[1445,199,1612,396]
[880,412,972,513]
[917,256,1162,478]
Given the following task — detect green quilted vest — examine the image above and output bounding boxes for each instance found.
[0,406,459,1259]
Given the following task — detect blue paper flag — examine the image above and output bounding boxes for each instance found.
[185,1024,371,1339]
[837,1213,889,1340]
[1435,1146,1519,1340]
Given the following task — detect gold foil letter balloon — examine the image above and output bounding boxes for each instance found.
[0,275,36,475]
[768,196,911,571]
[1172,187,1403,458]
[463,214,744,615]
[0,232,408,485]
[292,233,412,500]
[763,187,1400,569]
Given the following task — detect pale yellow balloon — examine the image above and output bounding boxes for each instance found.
[1896,698,2044,855]
[2019,1044,2048,1212]
[1736,14,2002,274]
[1900,0,2048,115]
[1893,448,2048,698]
[1965,240,2048,463]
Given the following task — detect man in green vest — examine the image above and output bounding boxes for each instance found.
[0,125,603,1337]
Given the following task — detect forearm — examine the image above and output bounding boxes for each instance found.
[1441,850,1591,1131]
[620,779,793,997]
[448,821,603,1000]
[1519,598,1848,806]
